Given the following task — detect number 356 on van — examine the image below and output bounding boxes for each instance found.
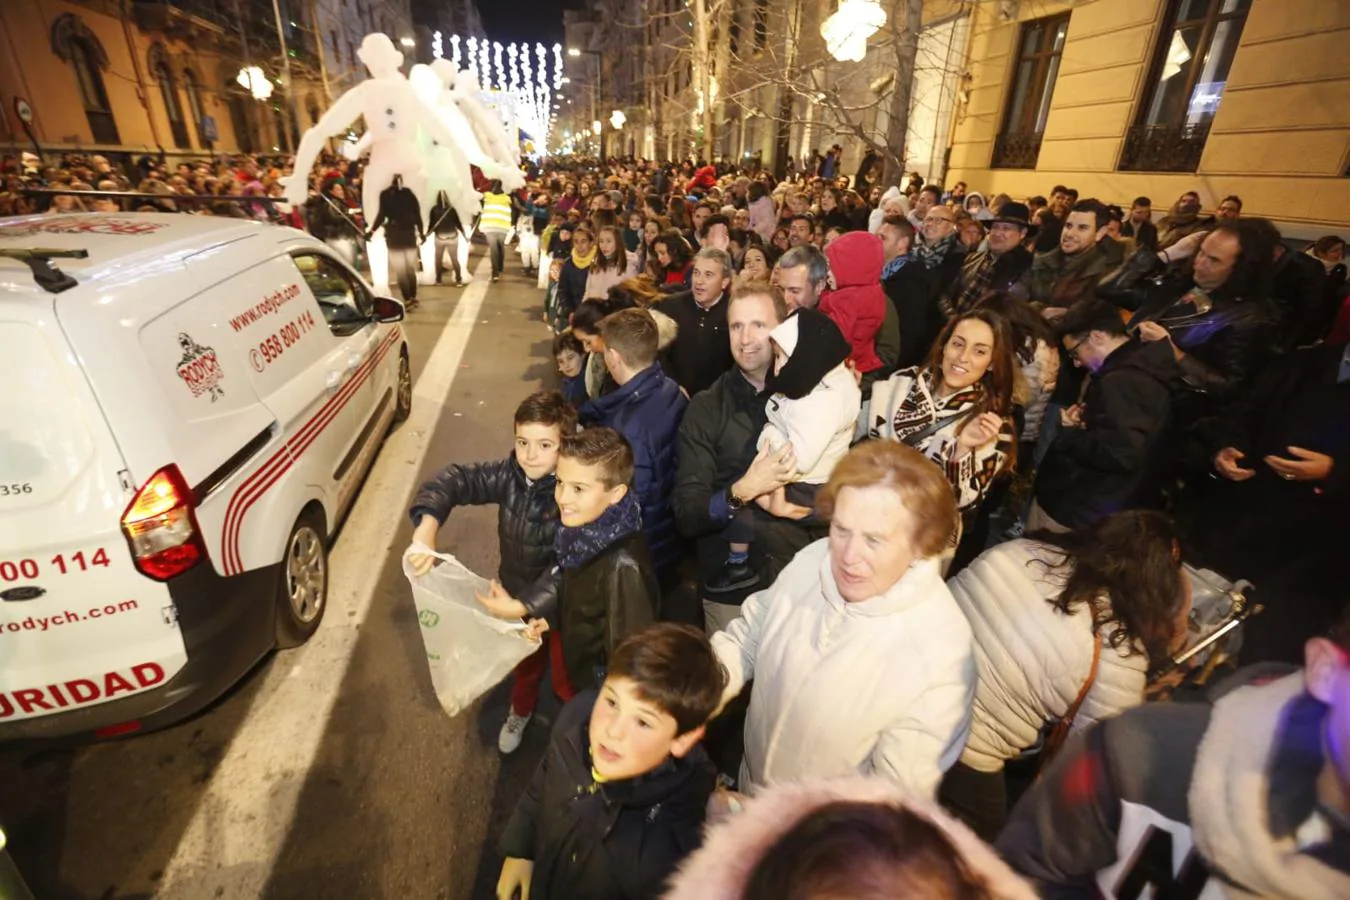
[0,213,412,741]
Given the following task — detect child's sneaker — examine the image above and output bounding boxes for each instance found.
[498,710,532,754]
[704,560,760,595]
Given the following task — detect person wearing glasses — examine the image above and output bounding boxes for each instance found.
[1028,298,1183,533]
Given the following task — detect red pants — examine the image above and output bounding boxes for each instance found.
[509,633,574,716]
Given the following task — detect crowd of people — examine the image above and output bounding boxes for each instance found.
[6,145,1347,897]
[407,154,1348,898]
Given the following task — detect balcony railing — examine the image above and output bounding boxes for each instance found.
[1119,123,1211,173]
[991,131,1043,169]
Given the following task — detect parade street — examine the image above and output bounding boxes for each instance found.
[0,261,556,900]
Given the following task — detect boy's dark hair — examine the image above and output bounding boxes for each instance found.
[1132,196,1152,209]
[606,624,727,735]
[1051,184,1069,196]
[1058,297,1127,340]
[1221,194,1243,210]
[514,390,578,435]
[700,213,731,240]
[919,185,942,204]
[1069,198,1108,231]
[1028,195,1047,207]
[560,426,634,489]
[552,329,584,358]
[598,308,659,369]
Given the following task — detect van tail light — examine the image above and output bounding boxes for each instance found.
[121,465,207,581]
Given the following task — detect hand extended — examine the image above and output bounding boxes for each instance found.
[496,857,533,900]
[406,517,441,576]
[955,412,1004,456]
[1059,403,1086,429]
[474,580,528,620]
[752,485,813,520]
[1263,445,1334,483]
[734,442,798,501]
[1214,446,1254,482]
[1136,321,1172,345]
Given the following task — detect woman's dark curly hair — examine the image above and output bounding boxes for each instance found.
[1030,509,1186,664]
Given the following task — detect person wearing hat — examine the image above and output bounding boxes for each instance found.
[943,202,1035,319]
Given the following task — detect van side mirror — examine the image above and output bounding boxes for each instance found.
[372,296,404,323]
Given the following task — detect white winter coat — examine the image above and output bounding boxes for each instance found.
[711,539,976,800]
[757,316,862,484]
[947,539,1149,773]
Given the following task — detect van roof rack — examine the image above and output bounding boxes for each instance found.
[0,248,89,294]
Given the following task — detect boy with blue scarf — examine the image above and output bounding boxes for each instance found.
[479,426,659,694]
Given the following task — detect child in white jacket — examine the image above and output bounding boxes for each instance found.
[707,308,862,594]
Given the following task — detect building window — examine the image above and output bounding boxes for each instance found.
[991,13,1069,169]
[1120,0,1252,172]
[183,69,205,136]
[753,0,769,50]
[69,40,119,145]
[154,62,191,148]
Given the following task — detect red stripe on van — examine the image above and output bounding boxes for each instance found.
[221,329,402,575]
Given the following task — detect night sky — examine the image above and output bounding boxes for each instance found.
[477,0,577,46]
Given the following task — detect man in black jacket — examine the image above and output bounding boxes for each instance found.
[877,215,939,369]
[658,247,736,396]
[497,624,722,900]
[366,174,424,306]
[672,282,825,633]
[944,201,1034,318]
[407,391,576,754]
[1030,299,1182,531]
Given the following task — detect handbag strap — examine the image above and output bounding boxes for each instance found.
[1062,631,1103,732]
[900,410,970,450]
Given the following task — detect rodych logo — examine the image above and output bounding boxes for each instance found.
[175,332,225,402]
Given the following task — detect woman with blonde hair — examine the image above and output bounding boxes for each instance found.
[711,440,975,800]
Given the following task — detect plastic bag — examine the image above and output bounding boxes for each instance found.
[403,544,539,718]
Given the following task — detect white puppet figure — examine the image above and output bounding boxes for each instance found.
[428,59,526,192]
[281,33,459,229]
[407,64,482,236]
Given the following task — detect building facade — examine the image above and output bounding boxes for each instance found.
[0,0,413,161]
[945,0,1349,234]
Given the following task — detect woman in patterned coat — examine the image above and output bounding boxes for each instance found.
[862,308,1019,549]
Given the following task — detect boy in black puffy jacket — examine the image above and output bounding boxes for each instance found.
[408,391,576,754]
[497,624,724,900]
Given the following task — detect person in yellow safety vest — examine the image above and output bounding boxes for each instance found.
[480,180,513,283]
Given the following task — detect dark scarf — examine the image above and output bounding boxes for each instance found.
[764,308,851,400]
[916,231,962,270]
[554,492,643,569]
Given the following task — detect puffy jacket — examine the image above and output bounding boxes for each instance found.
[819,231,886,373]
[711,540,975,799]
[498,689,715,900]
[881,256,939,369]
[947,539,1149,773]
[1035,338,1181,530]
[556,256,592,320]
[408,455,558,597]
[685,165,717,194]
[580,364,688,577]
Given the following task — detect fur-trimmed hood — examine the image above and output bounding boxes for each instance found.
[664,777,1037,899]
[651,306,679,351]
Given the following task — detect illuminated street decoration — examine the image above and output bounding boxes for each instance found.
[237,66,274,100]
[610,109,626,130]
[821,0,887,63]
[428,34,570,151]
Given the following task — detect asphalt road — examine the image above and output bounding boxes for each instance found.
[0,255,565,900]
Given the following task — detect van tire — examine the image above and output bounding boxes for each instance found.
[275,509,328,648]
[393,351,412,424]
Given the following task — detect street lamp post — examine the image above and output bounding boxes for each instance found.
[568,46,603,157]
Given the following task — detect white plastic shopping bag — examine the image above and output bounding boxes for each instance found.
[403,544,539,718]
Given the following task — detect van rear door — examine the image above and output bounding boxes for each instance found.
[0,293,186,726]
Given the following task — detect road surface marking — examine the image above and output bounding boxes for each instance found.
[155,260,491,899]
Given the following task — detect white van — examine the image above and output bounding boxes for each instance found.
[0,213,410,740]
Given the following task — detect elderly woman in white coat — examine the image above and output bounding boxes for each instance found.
[940,509,1193,840]
[710,440,976,801]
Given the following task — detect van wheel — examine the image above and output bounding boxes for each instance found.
[393,352,412,423]
[276,510,328,648]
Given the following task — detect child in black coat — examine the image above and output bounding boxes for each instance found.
[497,623,725,899]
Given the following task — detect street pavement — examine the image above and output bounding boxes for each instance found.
[0,254,567,899]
